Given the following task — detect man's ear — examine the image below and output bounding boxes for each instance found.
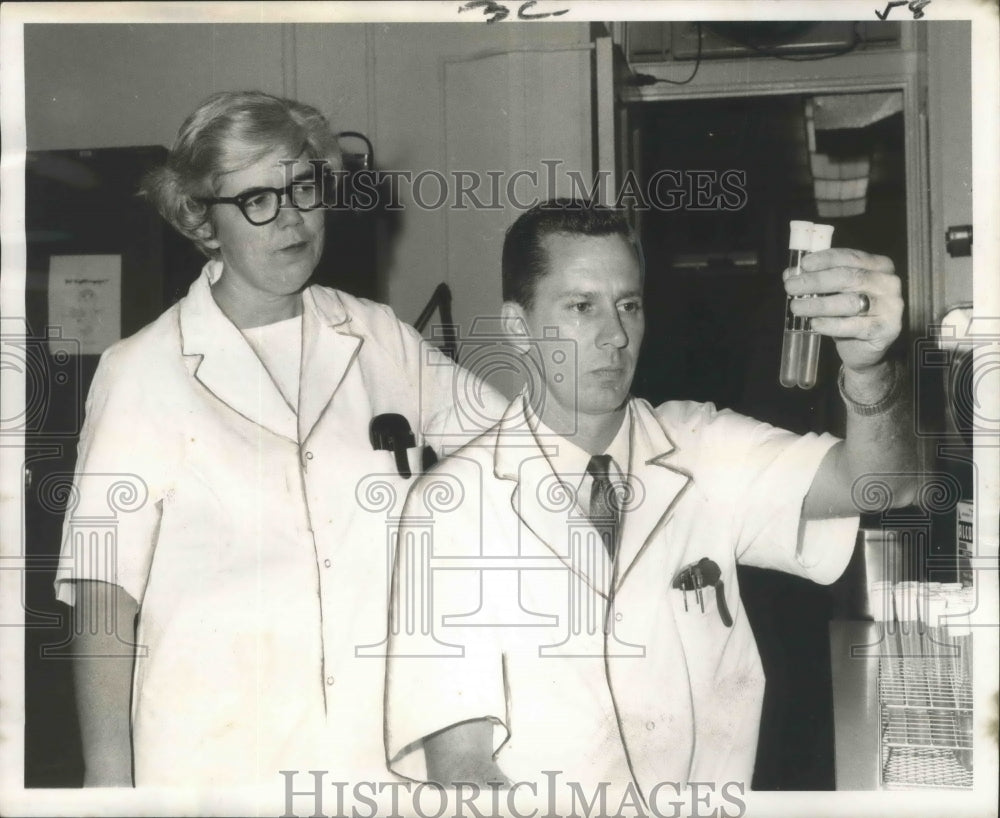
[501,301,531,351]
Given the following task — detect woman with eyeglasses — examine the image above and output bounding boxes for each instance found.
[54,90,499,792]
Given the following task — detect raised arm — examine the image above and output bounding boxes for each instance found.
[72,580,138,786]
[787,248,919,518]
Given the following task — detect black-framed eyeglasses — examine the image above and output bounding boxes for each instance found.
[197,172,333,226]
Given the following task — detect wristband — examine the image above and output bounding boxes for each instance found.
[838,361,904,416]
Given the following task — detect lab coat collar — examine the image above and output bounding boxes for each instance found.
[492,395,692,598]
[493,397,612,599]
[298,286,362,443]
[178,261,362,443]
[614,398,693,591]
[179,262,298,441]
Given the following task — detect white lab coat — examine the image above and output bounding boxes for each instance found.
[386,395,858,804]
[55,261,495,790]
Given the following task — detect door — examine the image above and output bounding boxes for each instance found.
[21,147,202,787]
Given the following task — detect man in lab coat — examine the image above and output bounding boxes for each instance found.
[385,200,916,810]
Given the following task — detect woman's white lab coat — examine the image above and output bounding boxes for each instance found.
[55,260,480,789]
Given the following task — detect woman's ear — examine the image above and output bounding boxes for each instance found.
[192,219,220,251]
[501,301,531,351]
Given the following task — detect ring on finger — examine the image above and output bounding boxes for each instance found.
[856,293,871,316]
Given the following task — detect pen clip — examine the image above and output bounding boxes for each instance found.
[671,558,732,627]
[369,413,416,478]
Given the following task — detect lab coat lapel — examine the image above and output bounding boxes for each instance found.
[297,287,362,444]
[179,268,298,442]
[615,400,692,591]
[494,399,612,600]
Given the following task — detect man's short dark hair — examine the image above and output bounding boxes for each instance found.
[501,199,640,310]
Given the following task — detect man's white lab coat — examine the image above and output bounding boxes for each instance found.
[386,396,858,802]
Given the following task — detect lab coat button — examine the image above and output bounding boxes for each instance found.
[305,451,314,460]
[645,721,655,730]
[326,676,335,686]
[614,612,623,622]
[323,559,332,568]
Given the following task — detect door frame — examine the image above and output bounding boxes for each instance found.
[608,24,930,340]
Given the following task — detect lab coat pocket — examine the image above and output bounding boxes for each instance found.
[670,583,731,632]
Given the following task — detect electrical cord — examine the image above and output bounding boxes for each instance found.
[629,22,702,86]
[627,21,862,88]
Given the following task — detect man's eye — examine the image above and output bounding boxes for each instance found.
[570,302,592,313]
[619,301,642,314]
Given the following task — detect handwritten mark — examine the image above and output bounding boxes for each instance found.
[517,1,569,20]
[459,1,508,23]
[876,1,905,20]
[876,0,931,20]
[459,0,569,24]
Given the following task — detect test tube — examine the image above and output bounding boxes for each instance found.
[946,599,973,772]
[871,579,894,628]
[779,220,813,388]
[926,592,950,707]
[798,223,834,388]
[779,221,835,389]
[870,579,896,687]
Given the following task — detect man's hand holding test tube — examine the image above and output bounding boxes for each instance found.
[780,220,904,397]
[783,220,917,519]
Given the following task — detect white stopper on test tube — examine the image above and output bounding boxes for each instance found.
[789,220,813,251]
[809,223,835,252]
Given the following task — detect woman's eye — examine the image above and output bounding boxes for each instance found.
[295,183,318,200]
[242,192,271,211]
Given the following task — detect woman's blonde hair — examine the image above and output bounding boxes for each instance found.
[141,91,342,257]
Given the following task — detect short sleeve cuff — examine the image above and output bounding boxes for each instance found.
[737,431,858,583]
[387,713,509,783]
[53,511,151,607]
[795,515,861,585]
[53,527,129,606]
[790,432,860,584]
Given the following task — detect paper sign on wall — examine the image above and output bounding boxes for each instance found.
[48,255,122,355]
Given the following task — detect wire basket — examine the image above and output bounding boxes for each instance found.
[878,634,973,789]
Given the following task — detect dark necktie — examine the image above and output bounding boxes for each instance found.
[587,454,620,562]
